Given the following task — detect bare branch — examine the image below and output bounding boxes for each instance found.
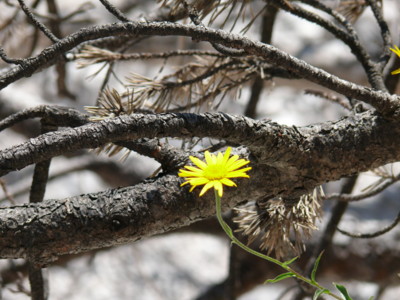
[365,0,392,70]
[99,0,130,22]
[245,5,277,118]
[0,105,87,132]
[27,121,54,300]
[337,210,400,238]
[324,172,400,202]
[1,111,400,197]
[74,46,224,66]
[305,89,352,110]
[0,47,25,65]
[0,21,398,117]
[28,264,48,300]
[0,178,15,205]
[270,0,386,91]
[184,1,246,57]
[17,0,59,43]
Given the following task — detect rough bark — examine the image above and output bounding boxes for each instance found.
[1,111,400,186]
[0,174,254,264]
[0,110,400,263]
[1,21,399,117]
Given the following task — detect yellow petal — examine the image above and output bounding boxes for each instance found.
[199,181,215,196]
[391,68,400,75]
[390,45,400,57]
[220,178,236,187]
[217,151,224,163]
[227,159,250,171]
[225,155,240,169]
[186,178,210,187]
[205,151,217,166]
[184,166,204,173]
[190,156,207,169]
[178,170,202,177]
[223,147,232,163]
[226,169,251,178]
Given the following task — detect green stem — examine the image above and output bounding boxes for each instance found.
[214,190,342,300]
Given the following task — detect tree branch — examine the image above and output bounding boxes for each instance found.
[1,21,399,117]
[17,0,59,43]
[0,171,269,264]
[2,109,400,263]
[99,0,130,22]
[1,111,400,188]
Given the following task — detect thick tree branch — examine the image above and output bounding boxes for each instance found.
[0,21,399,117]
[1,111,400,190]
[0,110,399,264]
[0,171,273,264]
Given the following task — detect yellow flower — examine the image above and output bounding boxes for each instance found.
[178,147,251,197]
[390,45,400,75]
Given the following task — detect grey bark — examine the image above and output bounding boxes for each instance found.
[1,21,399,117]
[0,110,400,264]
[1,111,400,184]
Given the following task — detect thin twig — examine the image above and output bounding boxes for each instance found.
[163,60,241,88]
[94,35,155,103]
[0,179,15,205]
[17,0,59,43]
[28,264,48,300]
[99,0,130,22]
[0,47,24,65]
[305,89,352,111]
[75,47,225,66]
[365,0,392,71]
[185,1,246,57]
[299,0,358,37]
[168,71,254,112]
[0,21,399,118]
[324,173,400,202]
[269,0,386,91]
[337,210,400,238]
[245,5,277,118]
[45,0,75,99]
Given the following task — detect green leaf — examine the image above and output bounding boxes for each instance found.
[334,283,353,300]
[282,256,298,266]
[367,297,374,300]
[313,289,329,300]
[264,272,295,284]
[311,250,324,283]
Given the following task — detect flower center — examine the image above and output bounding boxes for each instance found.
[204,165,226,180]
